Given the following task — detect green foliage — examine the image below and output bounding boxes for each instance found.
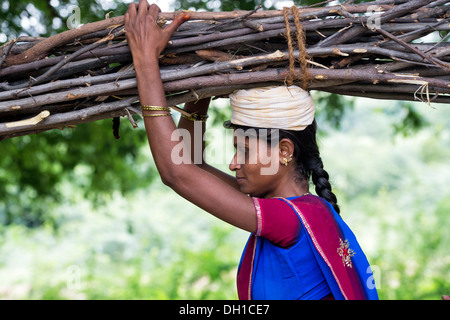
[313,91,355,130]
[0,118,156,227]
[391,101,429,137]
[0,0,130,40]
[0,187,245,299]
[319,97,450,300]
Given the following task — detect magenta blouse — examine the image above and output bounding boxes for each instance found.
[236,195,332,300]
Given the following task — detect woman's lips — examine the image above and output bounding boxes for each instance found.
[236,176,245,183]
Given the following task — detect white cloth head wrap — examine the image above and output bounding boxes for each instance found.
[226,85,315,131]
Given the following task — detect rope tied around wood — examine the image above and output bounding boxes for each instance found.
[283,6,311,90]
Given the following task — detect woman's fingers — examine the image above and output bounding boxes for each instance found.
[163,13,190,40]
[148,3,161,17]
[137,0,149,17]
[127,2,137,21]
[125,2,189,57]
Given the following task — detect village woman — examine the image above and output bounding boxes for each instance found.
[125,1,378,300]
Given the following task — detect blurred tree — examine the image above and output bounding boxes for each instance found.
[0,119,156,227]
[0,0,131,39]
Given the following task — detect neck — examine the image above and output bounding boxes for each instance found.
[264,169,309,199]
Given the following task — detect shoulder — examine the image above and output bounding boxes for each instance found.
[252,197,303,248]
[291,194,331,208]
[287,194,336,217]
[281,195,342,233]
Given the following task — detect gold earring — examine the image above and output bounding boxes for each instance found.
[283,155,293,166]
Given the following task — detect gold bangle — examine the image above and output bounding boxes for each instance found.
[181,112,208,122]
[141,105,171,112]
[142,112,172,117]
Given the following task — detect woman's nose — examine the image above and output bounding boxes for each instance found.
[229,153,241,171]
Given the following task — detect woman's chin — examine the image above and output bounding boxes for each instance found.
[239,185,253,196]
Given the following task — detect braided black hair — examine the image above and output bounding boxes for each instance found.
[278,120,340,214]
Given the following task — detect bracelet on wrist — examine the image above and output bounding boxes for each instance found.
[139,105,208,122]
[142,112,172,118]
[141,105,171,112]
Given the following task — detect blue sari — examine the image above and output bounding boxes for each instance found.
[237,195,378,300]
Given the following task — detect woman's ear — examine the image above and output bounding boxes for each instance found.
[279,138,295,164]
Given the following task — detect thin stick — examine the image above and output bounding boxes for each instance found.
[376,27,450,70]
[0,39,17,68]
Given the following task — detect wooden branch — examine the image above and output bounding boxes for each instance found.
[316,0,433,47]
[3,17,125,67]
[376,27,450,70]
[0,78,137,113]
[0,96,138,138]
[0,39,17,68]
[0,68,135,101]
[1,0,449,139]
[4,110,50,128]
[0,1,413,67]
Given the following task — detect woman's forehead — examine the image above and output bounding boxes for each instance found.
[233,128,259,140]
[233,132,273,150]
[233,133,257,146]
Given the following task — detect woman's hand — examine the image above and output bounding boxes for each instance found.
[124,1,189,67]
[123,0,189,108]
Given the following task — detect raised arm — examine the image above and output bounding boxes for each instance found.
[125,1,255,232]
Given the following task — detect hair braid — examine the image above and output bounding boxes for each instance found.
[278,121,341,215]
[308,156,340,214]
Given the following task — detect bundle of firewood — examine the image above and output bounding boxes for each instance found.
[1,0,449,140]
